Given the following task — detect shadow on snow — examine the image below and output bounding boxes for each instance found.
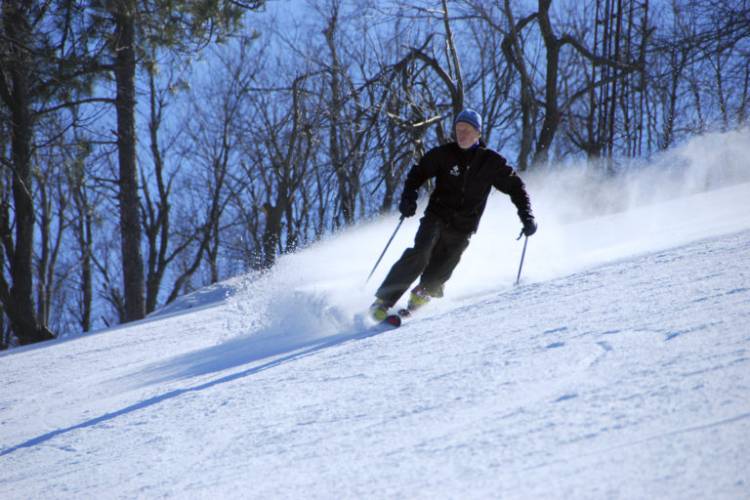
[0,319,391,457]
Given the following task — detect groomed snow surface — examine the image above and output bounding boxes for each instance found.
[2,130,750,499]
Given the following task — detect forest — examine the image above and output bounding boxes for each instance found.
[1,0,748,348]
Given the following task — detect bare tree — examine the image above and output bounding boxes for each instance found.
[245,74,320,267]
[66,140,97,332]
[139,51,205,313]
[321,1,370,227]
[34,126,70,328]
[499,0,539,170]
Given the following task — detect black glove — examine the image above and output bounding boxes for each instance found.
[398,190,418,218]
[521,214,537,236]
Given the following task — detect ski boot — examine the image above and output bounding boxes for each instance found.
[401,285,433,317]
[369,298,391,322]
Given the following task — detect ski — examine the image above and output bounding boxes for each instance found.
[379,307,417,328]
[380,313,402,328]
[364,305,416,330]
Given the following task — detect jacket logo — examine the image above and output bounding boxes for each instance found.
[449,165,461,177]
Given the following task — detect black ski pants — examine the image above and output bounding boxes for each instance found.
[375,213,471,306]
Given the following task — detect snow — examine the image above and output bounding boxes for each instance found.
[2,130,750,498]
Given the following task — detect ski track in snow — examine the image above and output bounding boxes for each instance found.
[2,130,750,498]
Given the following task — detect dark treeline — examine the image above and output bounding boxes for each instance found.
[1,0,748,348]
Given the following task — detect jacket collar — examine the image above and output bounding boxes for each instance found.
[453,139,486,151]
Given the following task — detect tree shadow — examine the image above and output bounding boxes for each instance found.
[1,320,389,457]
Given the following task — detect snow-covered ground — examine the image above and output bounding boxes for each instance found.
[2,130,749,498]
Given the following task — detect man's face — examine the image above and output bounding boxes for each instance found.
[455,121,481,149]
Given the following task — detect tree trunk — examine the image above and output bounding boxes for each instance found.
[81,207,93,332]
[261,202,283,269]
[0,1,54,345]
[324,7,354,227]
[68,143,94,332]
[501,1,537,170]
[36,179,50,325]
[144,63,170,314]
[112,1,145,322]
[533,0,562,166]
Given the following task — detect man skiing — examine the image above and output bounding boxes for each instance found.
[370,108,537,321]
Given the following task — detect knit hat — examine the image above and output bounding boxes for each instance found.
[454,108,482,132]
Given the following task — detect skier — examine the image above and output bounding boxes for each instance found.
[370,109,537,321]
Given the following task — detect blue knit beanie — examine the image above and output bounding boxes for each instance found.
[455,108,482,132]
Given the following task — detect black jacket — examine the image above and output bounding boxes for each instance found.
[403,141,533,233]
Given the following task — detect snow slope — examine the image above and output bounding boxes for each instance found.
[1,130,750,498]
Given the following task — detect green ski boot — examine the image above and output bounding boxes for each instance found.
[369,298,391,322]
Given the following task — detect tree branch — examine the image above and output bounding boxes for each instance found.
[227,0,265,9]
[560,34,643,72]
[34,97,115,117]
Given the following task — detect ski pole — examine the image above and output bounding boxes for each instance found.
[515,229,528,286]
[366,216,405,284]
